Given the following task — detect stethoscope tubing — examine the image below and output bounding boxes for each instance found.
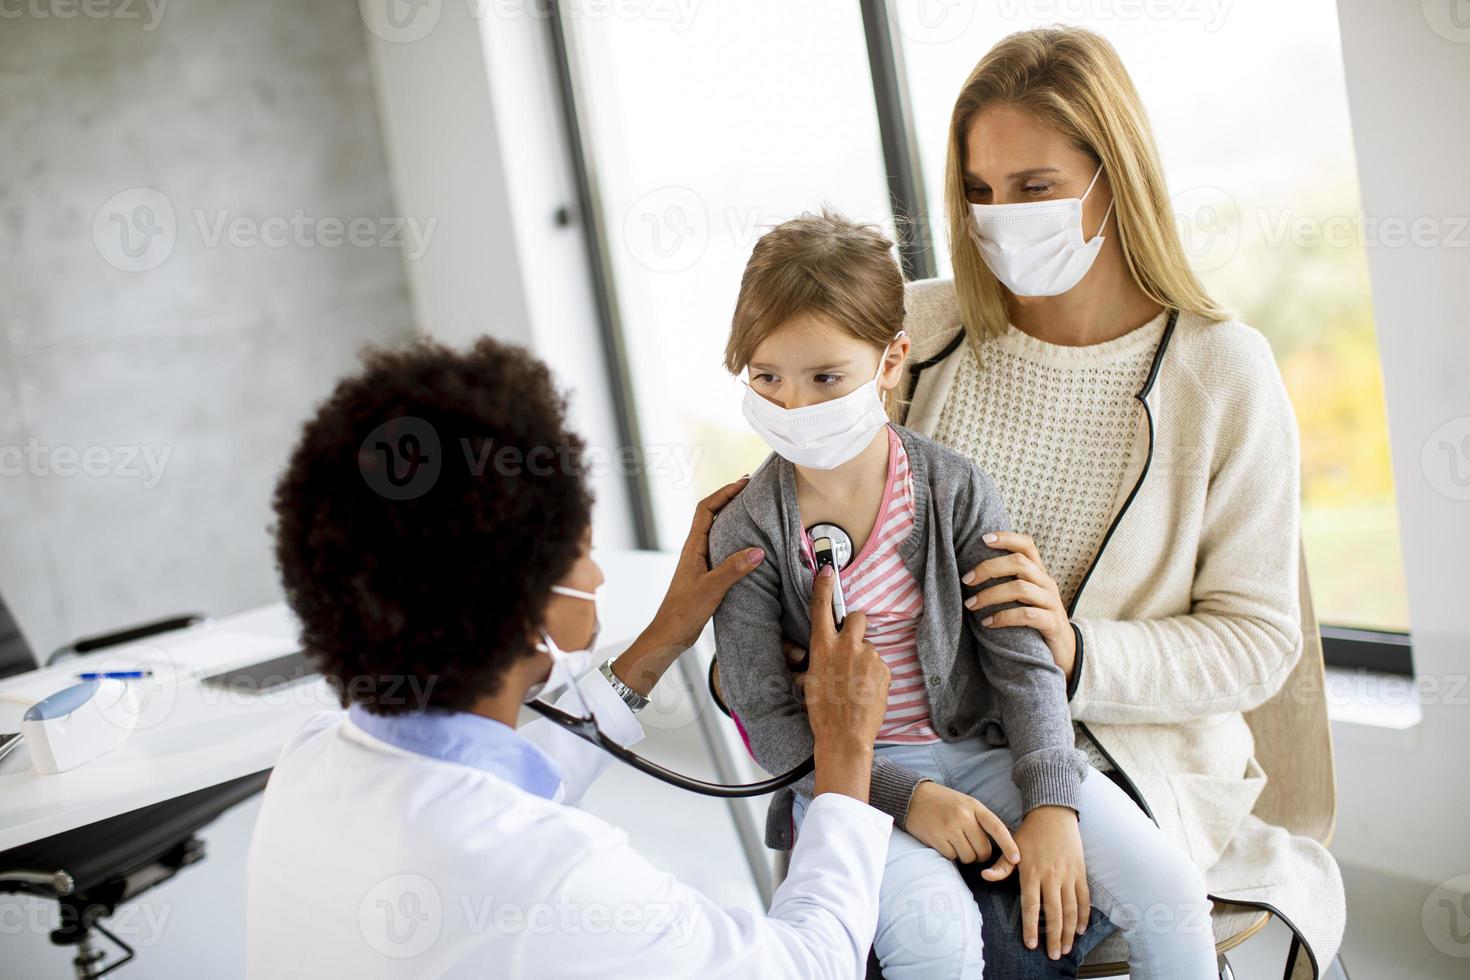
[524,520,856,799]
[524,698,815,798]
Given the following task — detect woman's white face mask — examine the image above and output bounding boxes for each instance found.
[523,584,601,706]
[740,334,904,470]
[968,164,1115,297]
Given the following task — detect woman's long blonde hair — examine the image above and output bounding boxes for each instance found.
[944,27,1229,341]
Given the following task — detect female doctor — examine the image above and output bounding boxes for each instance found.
[245,337,899,979]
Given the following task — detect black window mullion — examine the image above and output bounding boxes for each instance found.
[860,0,937,282]
[544,0,660,550]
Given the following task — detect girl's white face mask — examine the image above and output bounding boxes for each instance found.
[740,334,903,470]
[968,164,1115,297]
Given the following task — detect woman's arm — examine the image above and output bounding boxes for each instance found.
[954,465,1087,814]
[1069,332,1304,725]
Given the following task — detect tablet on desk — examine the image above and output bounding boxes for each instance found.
[200,650,318,695]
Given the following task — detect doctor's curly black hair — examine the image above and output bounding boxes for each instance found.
[271,336,593,716]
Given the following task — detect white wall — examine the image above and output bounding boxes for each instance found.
[361,3,637,549]
[1330,0,1470,882]
[0,0,416,660]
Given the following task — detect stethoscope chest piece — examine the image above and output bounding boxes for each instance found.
[806,522,853,570]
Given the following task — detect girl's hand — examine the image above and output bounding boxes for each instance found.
[903,781,1021,871]
[962,531,1077,683]
[1012,805,1090,960]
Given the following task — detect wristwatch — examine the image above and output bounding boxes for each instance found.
[598,658,650,713]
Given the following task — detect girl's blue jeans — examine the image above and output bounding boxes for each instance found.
[791,735,1218,979]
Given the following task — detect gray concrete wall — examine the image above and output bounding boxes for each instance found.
[0,0,416,660]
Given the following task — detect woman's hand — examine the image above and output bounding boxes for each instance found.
[903,781,1021,873]
[1011,805,1089,960]
[963,531,1077,683]
[615,478,766,695]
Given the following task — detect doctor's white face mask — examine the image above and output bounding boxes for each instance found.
[968,164,1115,297]
[523,584,602,706]
[740,334,903,470]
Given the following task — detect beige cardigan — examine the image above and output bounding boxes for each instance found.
[900,278,1344,978]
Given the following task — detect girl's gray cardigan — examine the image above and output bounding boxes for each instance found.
[710,423,1088,849]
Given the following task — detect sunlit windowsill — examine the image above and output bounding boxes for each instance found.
[1324,666,1423,730]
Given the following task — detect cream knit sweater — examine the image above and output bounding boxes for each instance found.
[900,279,1343,977]
[933,311,1170,770]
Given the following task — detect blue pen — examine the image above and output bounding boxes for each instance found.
[74,670,154,681]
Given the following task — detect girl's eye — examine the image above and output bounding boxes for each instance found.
[965,185,990,204]
[1024,183,1053,197]
[814,374,844,386]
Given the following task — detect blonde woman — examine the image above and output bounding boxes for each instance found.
[711,24,1346,980]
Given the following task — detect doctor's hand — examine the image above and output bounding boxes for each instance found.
[962,531,1078,684]
[806,565,890,802]
[614,477,765,696]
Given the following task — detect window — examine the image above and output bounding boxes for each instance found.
[551,1,1411,668]
[893,2,1411,645]
[558,0,897,548]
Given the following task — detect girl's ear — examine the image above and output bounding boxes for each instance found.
[879,332,912,391]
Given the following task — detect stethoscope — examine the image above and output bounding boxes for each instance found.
[523,523,856,799]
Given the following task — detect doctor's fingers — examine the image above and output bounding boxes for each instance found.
[808,566,838,643]
[704,546,767,596]
[683,476,751,563]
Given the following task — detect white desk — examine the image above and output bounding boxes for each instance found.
[0,603,320,853]
[0,550,774,898]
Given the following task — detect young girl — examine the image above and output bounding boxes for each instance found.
[710,210,1216,979]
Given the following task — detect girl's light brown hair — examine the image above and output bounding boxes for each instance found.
[724,208,905,378]
[944,26,1229,343]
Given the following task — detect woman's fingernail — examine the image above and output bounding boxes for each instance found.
[964,597,976,609]
[981,616,994,626]
[739,473,750,480]
[1011,852,1020,863]
[747,547,765,565]
[961,571,976,585]
[819,565,832,578]
[983,532,998,544]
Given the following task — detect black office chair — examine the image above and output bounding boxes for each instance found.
[0,603,270,978]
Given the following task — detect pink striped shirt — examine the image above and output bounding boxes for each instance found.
[800,426,938,744]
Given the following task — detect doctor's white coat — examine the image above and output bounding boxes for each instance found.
[245,666,892,979]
